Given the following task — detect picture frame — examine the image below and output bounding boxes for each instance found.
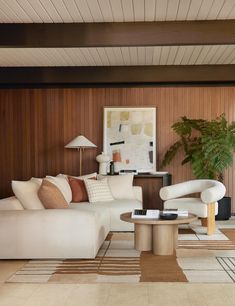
[103,107,157,173]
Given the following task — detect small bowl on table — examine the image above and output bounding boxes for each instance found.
[159,212,178,220]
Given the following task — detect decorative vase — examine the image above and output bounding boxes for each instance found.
[96,152,110,175]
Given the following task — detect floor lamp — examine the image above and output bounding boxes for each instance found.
[65,135,97,176]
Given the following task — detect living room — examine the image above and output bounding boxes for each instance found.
[1,1,235,306]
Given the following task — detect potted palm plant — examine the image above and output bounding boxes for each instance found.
[161,114,235,220]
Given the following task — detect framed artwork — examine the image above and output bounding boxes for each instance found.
[103,107,156,173]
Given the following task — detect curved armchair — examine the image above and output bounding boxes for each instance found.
[160,180,226,235]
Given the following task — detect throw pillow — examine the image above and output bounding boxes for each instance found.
[98,174,135,200]
[84,178,114,203]
[77,172,97,179]
[11,179,45,210]
[57,172,97,181]
[38,180,69,209]
[30,177,43,186]
[46,176,72,203]
[68,176,91,203]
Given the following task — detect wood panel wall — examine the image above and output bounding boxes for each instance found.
[1,86,235,211]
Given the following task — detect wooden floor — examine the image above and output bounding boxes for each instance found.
[1,276,235,306]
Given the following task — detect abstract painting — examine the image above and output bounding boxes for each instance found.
[103,107,156,173]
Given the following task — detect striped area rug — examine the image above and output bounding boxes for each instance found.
[16,257,141,276]
[56,257,141,275]
[7,233,142,283]
[7,228,235,284]
[178,240,235,250]
[217,257,235,282]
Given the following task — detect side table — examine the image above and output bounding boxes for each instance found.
[120,212,197,255]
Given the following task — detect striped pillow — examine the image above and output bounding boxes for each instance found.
[84,178,114,203]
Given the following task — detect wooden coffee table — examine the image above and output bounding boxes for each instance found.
[120,212,198,255]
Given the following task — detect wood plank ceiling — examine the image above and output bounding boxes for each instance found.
[0,45,235,67]
[0,0,235,83]
[0,0,235,23]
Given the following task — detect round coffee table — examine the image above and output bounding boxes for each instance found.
[120,212,198,255]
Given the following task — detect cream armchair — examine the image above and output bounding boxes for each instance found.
[160,180,226,235]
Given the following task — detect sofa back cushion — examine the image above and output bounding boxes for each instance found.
[84,178,114,203]
[98,174,135,200]
[12,179,45,210]
[38,180,69,209]
[0,196,24,210]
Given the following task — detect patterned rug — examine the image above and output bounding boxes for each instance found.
[7,225,235,284]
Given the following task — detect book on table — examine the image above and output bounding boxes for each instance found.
[131,209,160,219]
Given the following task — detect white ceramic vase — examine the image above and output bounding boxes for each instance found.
[96,152,110,175]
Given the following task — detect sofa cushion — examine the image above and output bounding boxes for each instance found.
[0,196,24,210]
[164,198,218,218]
[84,178,114,203]
[46,176,72,203]
[101,174,135,200]
[69,202,111,234]
[94,199,142,231]
[38,180,69,209]
[12,179,45,210]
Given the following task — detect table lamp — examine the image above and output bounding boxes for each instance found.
[65,135,97,176]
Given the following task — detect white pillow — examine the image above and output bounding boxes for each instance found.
[98,174,135,200]
[30,177,43,186]
[12,179,45,210]
[78,173,97,180]
[46,176,72,203]
[84,178,114,203]
[56,174,69,181]
[57,173,97,181]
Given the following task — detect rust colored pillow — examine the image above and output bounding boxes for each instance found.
[38,179,69,209]
[68,176,95,203]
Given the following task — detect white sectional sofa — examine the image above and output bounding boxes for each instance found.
[0,186,142,259]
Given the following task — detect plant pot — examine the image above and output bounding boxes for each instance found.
[215,196,231,221]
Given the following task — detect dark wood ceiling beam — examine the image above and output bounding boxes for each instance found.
[0,65,235,85]
[0,20,235,48]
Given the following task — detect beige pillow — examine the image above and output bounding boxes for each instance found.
[38,180,69,209]
[11,179,45,210]
[84,178,114,203]
[98,174,135,200]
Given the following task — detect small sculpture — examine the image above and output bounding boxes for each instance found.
[96,152,110,175]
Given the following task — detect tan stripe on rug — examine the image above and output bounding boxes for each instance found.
[140,251,187,282]
[221,229,235,242]
[178,240,235,249]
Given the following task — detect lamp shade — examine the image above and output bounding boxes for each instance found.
[65,135,97,148]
